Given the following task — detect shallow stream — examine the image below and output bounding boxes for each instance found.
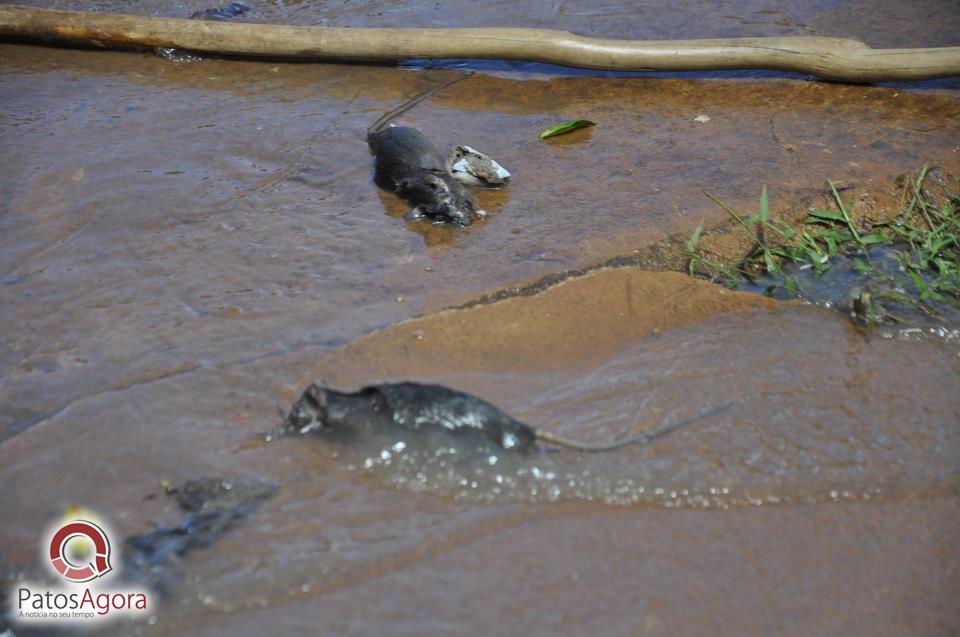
[2,1,959,634]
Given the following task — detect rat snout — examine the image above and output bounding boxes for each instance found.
[423,194,473,227]
[285,384,329,435]
[446,203,474,227]
[448,190,481,227]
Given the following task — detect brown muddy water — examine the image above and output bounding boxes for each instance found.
[2,0,960,635]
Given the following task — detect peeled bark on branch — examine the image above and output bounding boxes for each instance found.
[1,5,959,82]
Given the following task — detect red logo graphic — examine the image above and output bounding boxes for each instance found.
[48,520,112,583]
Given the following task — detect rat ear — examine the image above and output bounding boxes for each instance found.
[304,384,327,408]
[423,174,450,192]
[394,178,413,195]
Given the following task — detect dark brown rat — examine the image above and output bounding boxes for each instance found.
[270,382,732,453]
[367,74,483,227]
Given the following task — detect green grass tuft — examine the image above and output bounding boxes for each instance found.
[686,166,960,308]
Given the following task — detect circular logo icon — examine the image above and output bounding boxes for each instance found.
[48,520,112,583]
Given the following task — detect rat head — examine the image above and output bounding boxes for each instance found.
[403,173,481,227]
[276,385,384,439]
[278,384,329,436]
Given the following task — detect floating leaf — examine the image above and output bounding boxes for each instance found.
[539,119,596,140]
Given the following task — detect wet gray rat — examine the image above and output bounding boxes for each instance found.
[269,382,732,453]
[367,74,484,227]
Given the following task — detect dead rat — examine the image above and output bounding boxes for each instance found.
[269,382,732,453]
[367,73,486,227]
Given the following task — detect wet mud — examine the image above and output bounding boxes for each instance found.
[2,0,960,634]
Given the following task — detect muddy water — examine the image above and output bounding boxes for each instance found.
[3,270,958,636]
[319,308,960,508]
[2,0,960,634]
[3,44,960,442]
[296,269,960,508]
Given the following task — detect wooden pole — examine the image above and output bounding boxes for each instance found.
[1,5,959,82]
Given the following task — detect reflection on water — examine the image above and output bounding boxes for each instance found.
[402,58,819,81]
[403,60,960,89]
[376,185,510,247]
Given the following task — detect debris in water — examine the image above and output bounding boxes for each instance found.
[448,145,511,187]
[123,477,275,595]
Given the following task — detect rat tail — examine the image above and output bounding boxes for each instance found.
[536,401,734,452]
[367,71,474,141]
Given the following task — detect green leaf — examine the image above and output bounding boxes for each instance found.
[805,249,827,269]
[686,223,704,252]
[930,236,957,254]
[823,233,838,255]
[932,258,951,275]
[907,270,926,291]
[758,186,769,223]
[859,233,887,246]
[539,119,597,140]
[807,209,846,222]
[763,251,779,275]
[852,259,872,274]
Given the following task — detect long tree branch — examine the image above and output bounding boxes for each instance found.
[1,5,959,82]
